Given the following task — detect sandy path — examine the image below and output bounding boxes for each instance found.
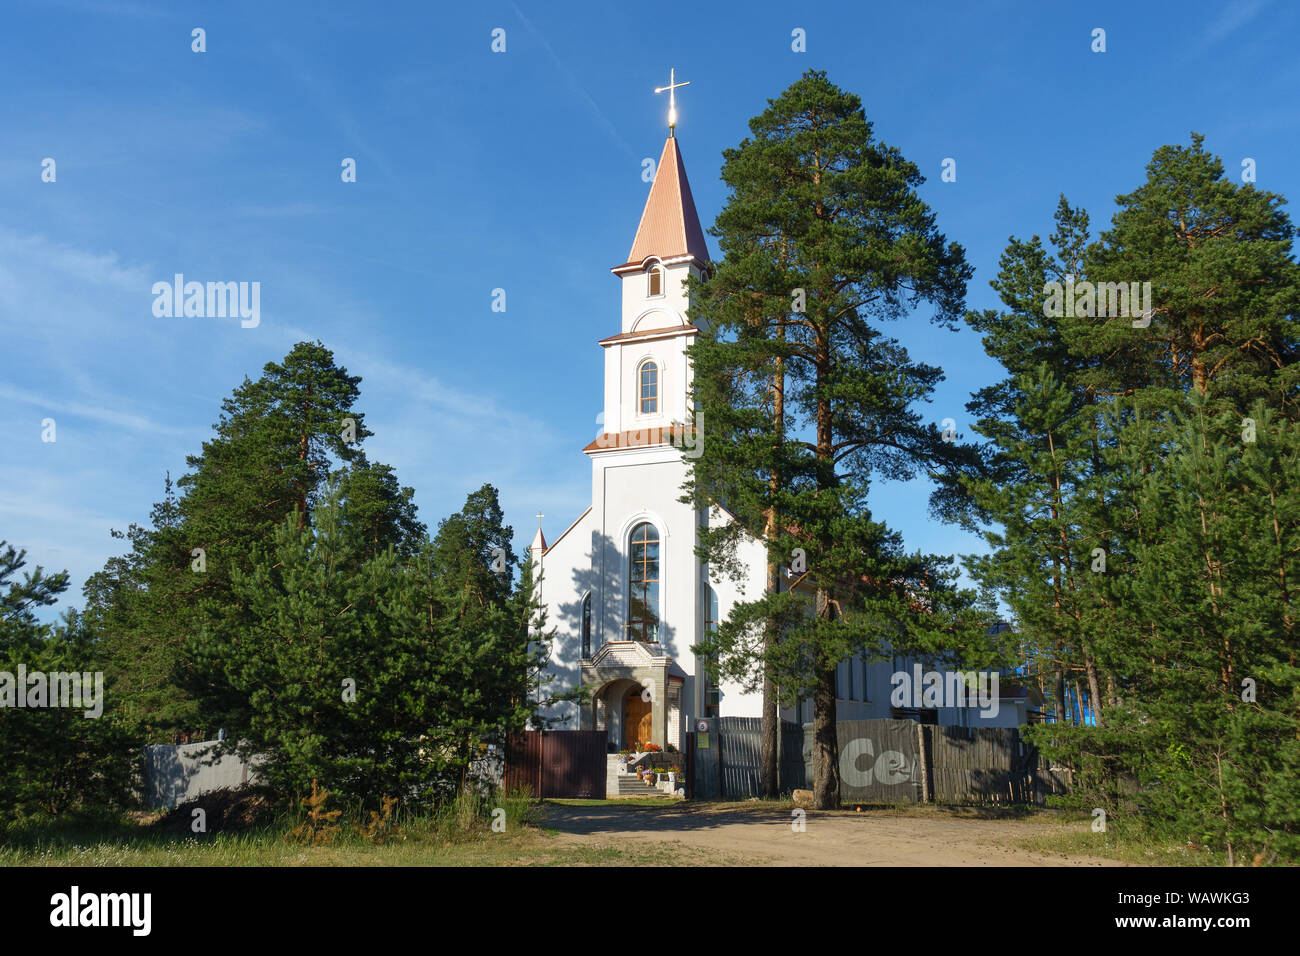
[541,803,1127,866]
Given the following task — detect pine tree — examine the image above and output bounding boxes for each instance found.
[379,484,576,799]
[84,342,417,743]
[0,544,136,819]
[188,485,394,800]
[1077,134,1300,412]
[961,134,1300,859]
[959,198,1112,724]
[1100,399,1300,860]
[688,71,983,808]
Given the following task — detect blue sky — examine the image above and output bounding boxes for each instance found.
[2,0,1297,619]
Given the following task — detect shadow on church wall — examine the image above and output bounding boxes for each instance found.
[547,530,683,713]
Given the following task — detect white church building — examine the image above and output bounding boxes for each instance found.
[528,118,1034,753]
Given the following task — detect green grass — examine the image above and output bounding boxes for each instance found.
[1011,811,1232,866]
[0,793,726,867]
[0,823,734,867]
[6,794,1213,867]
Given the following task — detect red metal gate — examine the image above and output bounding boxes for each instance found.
[504,730,606,798]
[503,730,542,797]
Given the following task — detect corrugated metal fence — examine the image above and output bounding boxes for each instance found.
[142,741,257,810]
[503,730,606,799]
[689,718,807,799]
[688,718,1071,805]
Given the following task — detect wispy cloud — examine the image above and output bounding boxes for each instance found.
[232,201,324,219]
[268,43,399,184]
[0,382,192,438]
[1195,0,1271,50]
[15,0,171,19]
[510,2,639,161]
[344,347,562,443]
[0,228,150,295]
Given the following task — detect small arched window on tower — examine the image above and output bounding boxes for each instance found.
[639,360,659,415]
[581,592,592,658]
[627,522,660,642]
[646,260,663,298]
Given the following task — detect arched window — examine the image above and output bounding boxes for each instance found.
[639,360,658,415]
[646,261,663,297]
[581,592,592,658]
[703,585,720,717]
[627,522,660,642]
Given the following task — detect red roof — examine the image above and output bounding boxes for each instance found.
[583,424,698,454]
[597,325,698,346]
[613,136,710,271]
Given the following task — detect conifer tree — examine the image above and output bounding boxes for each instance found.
[688,71,983,808]
[0,544,136,818]
[958,134,1300,859]
[84,342,419,742]
[188,485,398,801]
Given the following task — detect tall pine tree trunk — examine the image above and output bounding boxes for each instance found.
[1054,647,1067,724]
[759,318,787,798]
[811,285,841,810]
[760,554,779,798]
[1083,653,1103,725]
[812,640,839,809]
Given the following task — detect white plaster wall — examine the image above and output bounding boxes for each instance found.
[592,449,697,658]
[618,261,694,334]
[601,330,693,436]
[535,248,774,745]
[701,505,769,719]
[539,450,774,745]
[533,506,594,730]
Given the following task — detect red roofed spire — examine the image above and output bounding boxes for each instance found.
[615,136,710,271]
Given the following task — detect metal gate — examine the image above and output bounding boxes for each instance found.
[504,730,605,799]
[689,717,807,799]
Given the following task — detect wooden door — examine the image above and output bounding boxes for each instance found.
[625,693,653,749]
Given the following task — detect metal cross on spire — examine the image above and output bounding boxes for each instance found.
[654,67,690,137]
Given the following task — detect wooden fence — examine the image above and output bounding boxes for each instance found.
[687,718,1072,805]
[819,719,925,803]
[927,725,1072,805]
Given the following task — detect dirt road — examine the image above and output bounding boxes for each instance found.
[541,802,1126,866]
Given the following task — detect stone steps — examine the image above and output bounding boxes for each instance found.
[617,775,654,795]
[604,754,684,798]
[614,772,683,797]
